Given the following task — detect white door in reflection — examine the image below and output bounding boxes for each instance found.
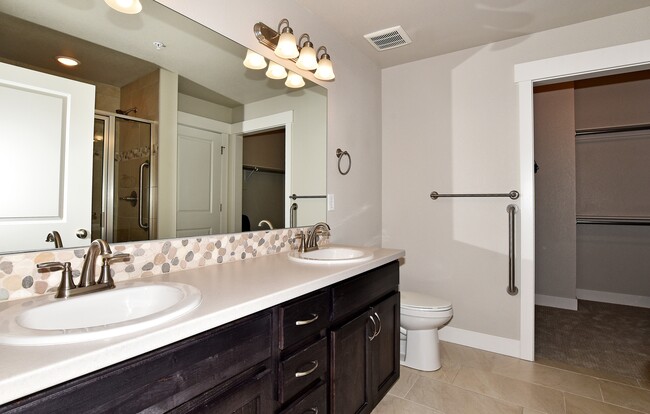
[0,62,94,252]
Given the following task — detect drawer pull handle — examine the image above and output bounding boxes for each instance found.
[303,409,319,414]
[368,314,378,341]
[295,313,319,326]
[295,360,319,378]
[374,311,382,337]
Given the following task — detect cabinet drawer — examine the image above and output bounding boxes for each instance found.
[280,382,327,414]
[279,290,329,350]
[331,261,399,324]
[279,337,328,404]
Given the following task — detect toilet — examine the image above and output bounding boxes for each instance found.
[400,291,453,371]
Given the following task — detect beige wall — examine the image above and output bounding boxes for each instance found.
[533,83,577,304]
[157,0,383,246]
[382,7,650,344]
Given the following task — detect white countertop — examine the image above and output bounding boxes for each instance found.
[0,246,404,405]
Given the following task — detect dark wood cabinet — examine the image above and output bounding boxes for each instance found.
[330,262,400,414]
[1,260,400,414]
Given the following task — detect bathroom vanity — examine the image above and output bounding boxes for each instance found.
[0,247,403,413]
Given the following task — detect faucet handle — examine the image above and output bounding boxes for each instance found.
[97,253,131,287]
[37,261,76,298]
[294,230,306,253]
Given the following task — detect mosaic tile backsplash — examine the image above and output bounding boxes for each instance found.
[0,228,310,302]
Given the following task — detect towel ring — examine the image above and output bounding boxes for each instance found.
[336,148,351,175]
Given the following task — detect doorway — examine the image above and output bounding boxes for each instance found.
[92,112,154,243]
[532,71,650,381]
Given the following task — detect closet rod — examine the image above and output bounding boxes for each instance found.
[576,215,650,225]
[575,123,650,136]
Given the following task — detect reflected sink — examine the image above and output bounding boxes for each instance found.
[288,246,374,264]
[0,281,202,346]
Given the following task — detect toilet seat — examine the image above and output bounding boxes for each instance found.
[401,291,452,312]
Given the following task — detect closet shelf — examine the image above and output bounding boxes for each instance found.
[576,215,650,225]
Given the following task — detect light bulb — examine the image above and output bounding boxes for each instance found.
[56,56,80,67]
[104,0,142,14]
[314,56,335,81]
[266,61,288,79]
[275,31,299,59]
[243,49,267,70]
[296,43,318,70]
[285,71,305,88]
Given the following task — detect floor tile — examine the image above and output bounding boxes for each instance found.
[600,380,650,413]
[491,357,603,400]
[372,394,441,414]
[452,366,565,414]
[564,393,644,414]
[440,341,516,372]
[390,366,421,398]
[637,379,650,391]
[406,376,523,414]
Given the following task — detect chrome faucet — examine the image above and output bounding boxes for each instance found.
[37,239,130,298]
[304,222,330,252]
[258,219,274,230]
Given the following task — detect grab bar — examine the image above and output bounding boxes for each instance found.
[577,215,650,226]
[289,194,327,200]
[430,190,519,200]
[138,161,149,230]
[290,203,298,227]
[507,204,518,296]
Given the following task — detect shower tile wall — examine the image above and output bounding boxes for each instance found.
[0,228,309,302]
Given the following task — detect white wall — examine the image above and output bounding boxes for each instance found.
[383,7,650,346]
[157,0,383,246]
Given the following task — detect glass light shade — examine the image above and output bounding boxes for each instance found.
[296,45,318,70]
[266,61,288,79]
[243,49,267,70]
[104,0,142,14]
[285,71,305,88]
[314,57,335,81]
[275,32,299,59]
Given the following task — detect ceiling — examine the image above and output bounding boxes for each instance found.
[295,0,650,68]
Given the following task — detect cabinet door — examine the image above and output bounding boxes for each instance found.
[330,311,372,414]
[369,292,400,405]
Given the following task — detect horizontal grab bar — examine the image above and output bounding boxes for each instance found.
[290,194,327,200]
[430,190,519,200]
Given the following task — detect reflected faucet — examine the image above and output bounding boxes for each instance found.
[304,222,330,252]
[45,231,63,248]
[258,220,274,230]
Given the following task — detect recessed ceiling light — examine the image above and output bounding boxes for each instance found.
[56,56,80,67]
[104,0,142,14]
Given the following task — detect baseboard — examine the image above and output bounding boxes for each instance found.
[535,294,578,310]
[576,289,650,309]
[438,326,520,359]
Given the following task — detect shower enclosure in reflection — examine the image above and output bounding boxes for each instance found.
[92,111,155,243]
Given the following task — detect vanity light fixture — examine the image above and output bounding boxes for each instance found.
[285,71,305,88]
[104,0,143,14]
[314,46,335,81]
[243,49,267,70]
[266,61,288,79]
[56,56,80,67]
[253,19,335,82]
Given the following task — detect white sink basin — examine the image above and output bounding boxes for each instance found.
[0,281,202,346]
[288,246,374,264]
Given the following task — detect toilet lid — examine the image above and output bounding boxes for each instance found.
[401,291,452,311]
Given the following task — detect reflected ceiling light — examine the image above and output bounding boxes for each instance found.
[266,61,287,79]
[243,49,267,70]
[104,0,142,14]
[56,56,80,67]
[285,71,305,88]
[274,19,299,59]
[296,34,318,71]
[314,46,335,81]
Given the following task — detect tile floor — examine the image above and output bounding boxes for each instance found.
[373,341,650,414]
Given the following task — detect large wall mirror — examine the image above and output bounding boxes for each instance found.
[0,0,327,254]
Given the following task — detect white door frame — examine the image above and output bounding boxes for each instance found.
[515,39,650,360]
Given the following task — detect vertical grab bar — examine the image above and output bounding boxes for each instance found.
[138,161,150,230]
[290,203,298,227]
[506,204,518,296]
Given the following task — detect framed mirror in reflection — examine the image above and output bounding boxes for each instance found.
[0,0,326,254]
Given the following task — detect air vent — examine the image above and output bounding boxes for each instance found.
[364,26,412,51]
